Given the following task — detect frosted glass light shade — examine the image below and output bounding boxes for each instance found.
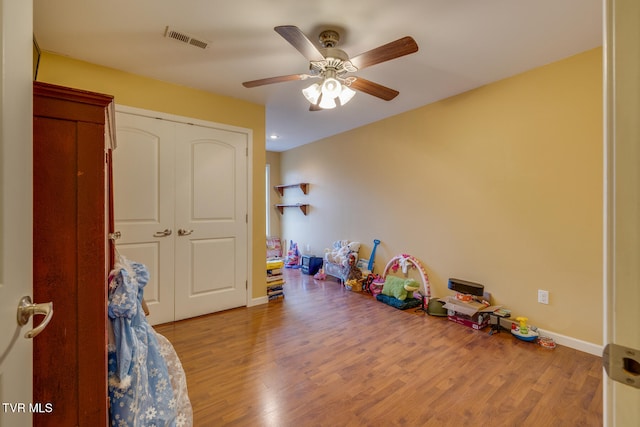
[337,86,356,106]
[321,77,342,98]
[302,83,321,104]
[318,94,337,109]
[302,79,356,109]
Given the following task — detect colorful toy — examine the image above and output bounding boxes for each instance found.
[511,316,539,342]
[344,253,363,291]
[368,239,380,271]
[285,240,300,268]
[313,268,326,280]
[346,253,362,281]
[382,254,430,301]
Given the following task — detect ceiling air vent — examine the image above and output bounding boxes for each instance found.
[164,26,210,50]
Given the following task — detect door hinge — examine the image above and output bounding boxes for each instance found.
[246,213,248,224]
[246,147,248,157]
[603,343,640,389]
[246,280,248,290]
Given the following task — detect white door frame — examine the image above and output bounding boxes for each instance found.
[603,0,640,425]
[113,104,254,311]
[0,0,34,426]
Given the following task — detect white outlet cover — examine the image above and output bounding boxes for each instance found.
[538,290,549,304]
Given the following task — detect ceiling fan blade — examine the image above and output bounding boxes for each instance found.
[242,74,308,88]
[350,36,419,70]
[350,78,399,101]
[275,25,325,62]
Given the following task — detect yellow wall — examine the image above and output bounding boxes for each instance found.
[37,52,267,300]
[280,48,603,344]
[266,151,282,239]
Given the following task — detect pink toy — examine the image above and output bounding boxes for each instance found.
[285,240,300,268]
[314,268,326,280]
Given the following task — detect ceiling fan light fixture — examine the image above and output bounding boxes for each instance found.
[302,83,322,104]
[318,93,337,109]
[321,76,342,98]
[302,75,356,110]
[337,85,356,106]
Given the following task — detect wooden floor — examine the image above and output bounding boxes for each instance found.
[155,269,603,427]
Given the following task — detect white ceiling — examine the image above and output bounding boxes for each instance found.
[34,0,602,152]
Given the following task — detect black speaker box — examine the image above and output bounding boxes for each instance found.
[447,278,484,296]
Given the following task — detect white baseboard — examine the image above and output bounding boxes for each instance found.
[536,329,603,357]
[249,296,269,307]
[498,318,602,356]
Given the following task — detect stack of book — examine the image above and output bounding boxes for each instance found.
[266,259,285,299]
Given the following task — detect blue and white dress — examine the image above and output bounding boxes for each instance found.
[108,258,191,427]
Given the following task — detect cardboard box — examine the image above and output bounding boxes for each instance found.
[447,312,490,330]
[440,296,501,330]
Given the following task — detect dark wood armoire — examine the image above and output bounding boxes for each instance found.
[33,81,114,426]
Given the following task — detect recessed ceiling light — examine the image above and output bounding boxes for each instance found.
[269,134,279,140]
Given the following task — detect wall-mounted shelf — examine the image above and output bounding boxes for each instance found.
[274,183,308,196]
[275,204,309,215]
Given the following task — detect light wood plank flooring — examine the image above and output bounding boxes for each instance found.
[155,269,602,426]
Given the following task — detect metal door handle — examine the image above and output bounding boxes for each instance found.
[17,296,54,339]
[178,228,193,236]
[153,229,172,237]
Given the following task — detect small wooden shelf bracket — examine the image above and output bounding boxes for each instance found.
[274,183,308,196]
[275,204,309,215]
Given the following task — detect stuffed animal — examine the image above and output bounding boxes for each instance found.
[381,277,420,301]
[324,240,361,267]
[347,241,361,253]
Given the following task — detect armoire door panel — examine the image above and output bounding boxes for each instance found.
[75,121,109,423]
[33,116,80,426]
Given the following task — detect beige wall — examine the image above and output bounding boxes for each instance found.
[280,48,603,345]
[37,52,268,300]
[266,151,282,239]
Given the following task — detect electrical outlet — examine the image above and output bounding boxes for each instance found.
[537,289,549,304]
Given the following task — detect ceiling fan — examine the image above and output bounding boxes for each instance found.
[242,25,419,110]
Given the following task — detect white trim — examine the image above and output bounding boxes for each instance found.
[602,0,613,424]
[113,103,255,309]
[536,328,603,357]
[115,104,252,136]
[500,318,603,356]
[249,296,269,307]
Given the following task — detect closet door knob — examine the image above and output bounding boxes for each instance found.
[153,229,172,237]
[178,228,193,236]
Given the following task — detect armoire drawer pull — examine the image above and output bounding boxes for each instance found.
[153,229,172,237]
